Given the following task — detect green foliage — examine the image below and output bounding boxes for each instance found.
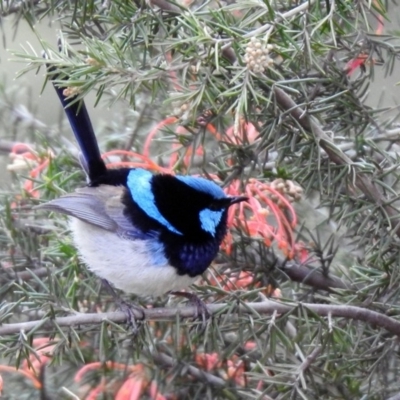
[1,0,400,399]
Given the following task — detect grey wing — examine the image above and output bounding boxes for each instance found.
[35,186,140,236]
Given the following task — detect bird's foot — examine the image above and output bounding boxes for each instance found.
[101,279,145,334]
[116,299,145,334]
[171,291,210,328]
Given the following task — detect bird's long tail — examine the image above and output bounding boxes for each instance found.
[52,82,107,183]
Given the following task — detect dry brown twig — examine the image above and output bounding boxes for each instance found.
[1,299,400,336]
[272,87,400,237]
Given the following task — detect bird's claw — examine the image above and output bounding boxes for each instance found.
[191,295,210,327]
[117,299,145,334]
[101,279,145,334]
[171,291,211,329]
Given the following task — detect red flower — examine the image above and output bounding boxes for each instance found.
[223,178,298,259]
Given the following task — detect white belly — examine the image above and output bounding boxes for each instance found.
[69,218,197,297]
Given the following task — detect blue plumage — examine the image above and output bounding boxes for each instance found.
[37,79,247,299]
[127,169,183,236]
[176,175,226,199]
[178,241,221,276]
[52,86,107,182]
[144,238,168,266]
[199,209,223,236]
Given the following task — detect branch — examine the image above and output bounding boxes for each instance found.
[298,345,322,375]
[149,0,181,13]
[153,352,226,388]
[273,86,400,237]
[242,1,312,39]
[0,140,19,154]
[1,299,400,335]
[264,251,352,292]
[0,267,52,283]
[0,0,41,17]
[279,261,350,292]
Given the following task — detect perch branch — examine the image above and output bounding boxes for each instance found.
[1,299,400,335]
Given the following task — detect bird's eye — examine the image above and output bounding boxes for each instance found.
[208,202,222,211]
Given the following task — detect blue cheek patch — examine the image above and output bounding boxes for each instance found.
[176,175,226,199]
[199,209,223,237]
[127,169,183,235]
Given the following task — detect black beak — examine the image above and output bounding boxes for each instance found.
[228,196,248,206]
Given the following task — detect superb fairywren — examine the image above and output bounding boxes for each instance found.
[37,81,247,302]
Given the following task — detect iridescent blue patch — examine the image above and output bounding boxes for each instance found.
[199,208,223,237]
[179,241,219,275]
[121,229,168,266]
[146,238,168,266]
[127,169,182,235]
[176,176,226,199]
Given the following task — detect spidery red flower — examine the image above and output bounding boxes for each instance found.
[75,361,165,400]
[0,337,56,391]
[8,143,53,199]
[223,178,298,259]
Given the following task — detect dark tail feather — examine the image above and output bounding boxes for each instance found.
[52,83,107,182]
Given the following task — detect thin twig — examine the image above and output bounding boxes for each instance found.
[1,299,400,335]
[123,105,148,156]
[279,261,351,291]
[0,267,52,283]
[149,0,181,14]
[298,345,322,375]
[153,352,226,388]
[243,1,313,39]
[0,0,41,16]
[0,140,19,154]
[273,86,400,237]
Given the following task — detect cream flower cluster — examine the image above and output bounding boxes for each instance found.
[270,178,303,204]
[244,37,274,73]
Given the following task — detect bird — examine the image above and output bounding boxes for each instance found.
[36,79,247,319]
